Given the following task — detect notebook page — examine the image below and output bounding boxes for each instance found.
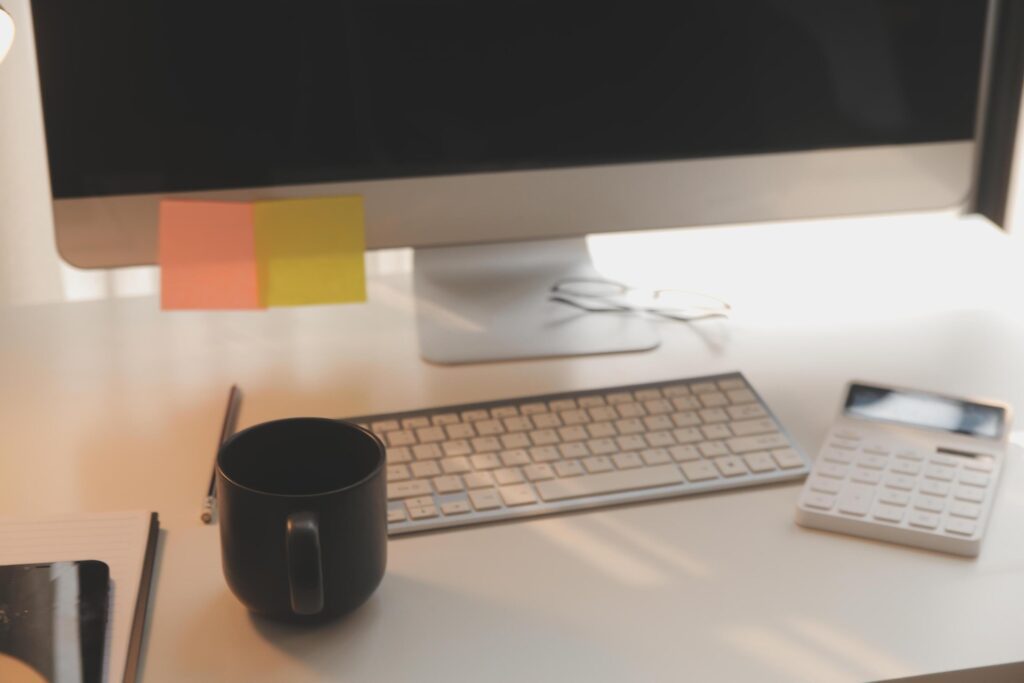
[0,511,153,683]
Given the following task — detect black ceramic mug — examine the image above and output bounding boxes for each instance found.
[216,417,387,622]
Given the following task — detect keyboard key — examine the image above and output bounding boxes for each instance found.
[388,508,407,523]
[691,382,717,394]
[388,480,433,500]
[445,423,476,440]
[387,430,417,447]
[617,418,646,434]
[442,440,472,457]
[612,452,643,470]
[699,408,729,423]
[588,406,618,421]
[494,467,524,485]
[699,392,729,407]
[873,503,905,523]
[536,464,684,502]
[408,505,438,520]
[646,431,676,448]
[681,460,718,482]
[558,442,589,459]
[606,392,633,404]
[491,406,518,418]
[908,510,939,530]
[470,453,501,470]
[441,457,472,474]
[554,460,585,477]
[500,449,531,467]
[372,420,400,433]
[727,404,767,420]
[701,424,732,440]
[402,416,431,429]
[672,396,701,411]
[588,438,618,455]
[727,389,756,404]
[641,448,672,466]
[530,446,560,462]
[800,491,836,511]
[461,409,489,422]
[433,475,465,494]
[671,412,702,427]
[616,402,646,418]
[441,501,472,516]
[743,451,777,473]
[714,456,747,477]
[669,445,701,462]
[416,426,446,443]
[432,413,460,426]
[504,416,532,432]
[587,422,617,438]
[500,433,531,449]
[475,419,505,436]
[583,456,614,473]
[662,384,692,397]
[878,489,910,506]
[673,428,703,444]
[635,389,664,401]
[411,461,441,478]
[500,484,538,507]
[558,426,589,442]
[549,399,577,411]
[532,413,562,429]
[577,395,606,407]
[727,433,788,453]
[413,443,443,461]
[944,518,977,537]
[468,489,502,511]
[717,378,746,390]
[949,501,981,519]
[643,415,674,431]
[644,399,674,415]
[837,484,874,516]
[388,447,412,464]
[699,441,730,458]
[729,418,776,436]
[471,436,501,452]
[387,465,410,481]
[520,402,547,415]
[524,463,556,481]
[771,448,804,469]
[464,472,495,489]
[616,435,648,451]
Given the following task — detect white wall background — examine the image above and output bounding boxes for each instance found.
[1,0,1022,307]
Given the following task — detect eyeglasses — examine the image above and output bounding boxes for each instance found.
[549,278,730,322]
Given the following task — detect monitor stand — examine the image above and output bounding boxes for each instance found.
[413,238,660,364]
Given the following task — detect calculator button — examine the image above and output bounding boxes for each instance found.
[822,448,856,465]
[884,474,916,491]
[912,495,945,513]
[908,510,939,529]
[924,465,955,482]
[954,486,985,503]
[808,476,842,494]
[918,480,950,497]
[958,471,990,488]
[889,460,920,476]
[964,456,994,472]
[930,454,959,467]
[873,503,905,523]
[863,444,890,455]
[857,454,888,470]
[828,441,857,451]
[800,491,836,511]
[851,468,882,485]
[817,462,850,479]
[833,429,863,440]
[878,489,910,507]
[895,449,925,461]
[837,485,874,516]
[949,501,981,519]
[944,518,977,537]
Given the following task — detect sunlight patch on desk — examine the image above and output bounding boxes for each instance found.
[531,518,667,586]
[586,514,713,579]
[786,616,915,680]
[719,623,859,683]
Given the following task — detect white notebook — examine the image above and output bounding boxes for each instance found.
[0,511,159,683]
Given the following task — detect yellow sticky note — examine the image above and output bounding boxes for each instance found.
[253,196,366,306]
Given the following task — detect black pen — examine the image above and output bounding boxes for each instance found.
[201,385,242,524]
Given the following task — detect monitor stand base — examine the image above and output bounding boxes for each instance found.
[413,238,660,365]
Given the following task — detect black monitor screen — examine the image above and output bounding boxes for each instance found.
[31,1,987,198]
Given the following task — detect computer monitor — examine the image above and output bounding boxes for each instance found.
[29,1,990,362]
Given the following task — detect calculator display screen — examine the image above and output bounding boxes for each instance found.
[845,384,1004,438]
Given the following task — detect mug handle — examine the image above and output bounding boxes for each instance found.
[286,511,325,615]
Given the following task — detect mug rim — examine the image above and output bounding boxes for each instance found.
[217,417,385,499]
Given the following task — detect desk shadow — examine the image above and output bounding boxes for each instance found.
[236,573,636,682]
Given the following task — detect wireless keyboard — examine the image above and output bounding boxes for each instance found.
[349,372,810,535]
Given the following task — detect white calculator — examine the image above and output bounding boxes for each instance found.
[795,381,1011,557]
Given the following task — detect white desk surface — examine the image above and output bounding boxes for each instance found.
[3,212,1024,682]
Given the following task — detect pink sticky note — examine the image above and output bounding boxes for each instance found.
[159,200,262,310]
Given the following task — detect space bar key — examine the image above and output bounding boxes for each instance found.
[535,465,684,502]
